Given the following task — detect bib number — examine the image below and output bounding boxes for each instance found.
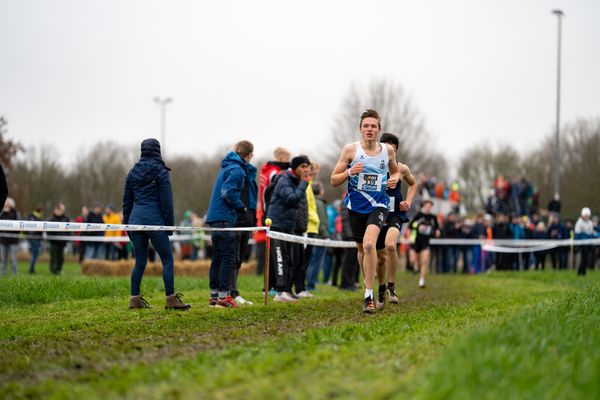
[357,173,383,192]
[388,196,395,212]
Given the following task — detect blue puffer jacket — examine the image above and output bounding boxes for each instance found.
[206,151,248,225]
[122,157,174,227]
[266,170,308,231]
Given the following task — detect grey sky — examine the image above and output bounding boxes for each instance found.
[1,0,599,173]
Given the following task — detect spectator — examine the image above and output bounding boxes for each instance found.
[306,181,329,291]
[255,147,291,278]
[85,203,104,260]
[27,205,44,274]
[123,138,190,310]
[206,140,254,308]
[103,204,122,260]
[74,206,89,264]
[547,213,568,269]
[47,203,69,275]
[179,210,194,260]
[230,141,258,306]
[492,213,512,270]
[533,221,548,270]
[267,155,309,302]
[295,160,320,298]
[0,164,7,208]
[548,193,561,215]
[0,197,20,276]
[322,199,341,285]
[574,207,594,276]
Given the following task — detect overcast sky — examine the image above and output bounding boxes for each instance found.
[1,0,599,173]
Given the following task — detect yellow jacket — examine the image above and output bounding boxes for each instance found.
[103,212,122,237]
[306,181,319,234]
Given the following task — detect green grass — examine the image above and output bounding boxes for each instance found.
[1,261,599,399]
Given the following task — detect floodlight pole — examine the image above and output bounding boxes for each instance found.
[153,97,173,157]
[552,9,564,197]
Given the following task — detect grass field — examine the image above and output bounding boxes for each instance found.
[1,261,599,399]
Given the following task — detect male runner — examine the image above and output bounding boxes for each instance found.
[408,199,440,288]
[375,133,417,310]
[331,109,400,313]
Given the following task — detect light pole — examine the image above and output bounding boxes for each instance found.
[552,9,564,197]
[153,97,173,157]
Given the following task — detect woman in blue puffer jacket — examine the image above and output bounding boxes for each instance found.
[123,138,190,310]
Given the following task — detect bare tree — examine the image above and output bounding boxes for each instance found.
[0,116,24,169]
[324,80,448,178]
[457,144,522,212]
[10,145,65,214]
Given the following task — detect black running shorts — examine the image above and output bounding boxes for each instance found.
[376,216,404,250]
[348,207,387,244]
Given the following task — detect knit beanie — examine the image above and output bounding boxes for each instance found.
[291,155,310,171]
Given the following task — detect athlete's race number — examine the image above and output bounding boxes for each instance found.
[357,173,383,192]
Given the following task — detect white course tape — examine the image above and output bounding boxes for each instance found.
[0,220,265,233]
[267,231,356,248]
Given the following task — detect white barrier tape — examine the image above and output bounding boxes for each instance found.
[267,231,356,248]
[481,243,560,254]
[0,220,265,233]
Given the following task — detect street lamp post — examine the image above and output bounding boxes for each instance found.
[552,9,564,197]
[153,97,173,157]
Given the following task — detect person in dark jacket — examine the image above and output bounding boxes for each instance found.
[0,164,7,209]
[27,205,44,273]
[47,203,69,275]
[230,142,258,305]
[267,155,310,302]
[0,197,20,275]
[84,203,104,260]
[123,138,190,310]
[206,140,254,308]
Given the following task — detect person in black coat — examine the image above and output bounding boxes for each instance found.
[123,138,190,310]
[0,164,7,208]
[267,155,310,302]
[0,197,20,275]
[47,203,69,275]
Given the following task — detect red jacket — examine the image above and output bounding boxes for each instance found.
[255,161,290,242]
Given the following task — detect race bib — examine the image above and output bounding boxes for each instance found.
[357,173,383,192]
[388,196,395,212]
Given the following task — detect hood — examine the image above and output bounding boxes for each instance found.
[221,151,246,169]
[267,161,290,170]
[246,162,257,180]
[130,158,165,185]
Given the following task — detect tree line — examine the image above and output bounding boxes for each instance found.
[2,80,599,221]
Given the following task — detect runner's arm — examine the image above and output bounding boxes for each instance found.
[331,144,360,187]
[399,163,417,211]
[386,145,400,188]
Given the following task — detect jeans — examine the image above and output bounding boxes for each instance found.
[29,239,41,273]
[85,242,102,260]
[1,244,18,275]
[230,231,251,297]
[208,222,238,296]
[130,231,174,296]
[306,245,325,290]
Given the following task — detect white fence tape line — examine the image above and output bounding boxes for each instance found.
[0,220,266,233]
[267,231,357,248]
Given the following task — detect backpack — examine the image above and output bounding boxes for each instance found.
[262,173,283,224]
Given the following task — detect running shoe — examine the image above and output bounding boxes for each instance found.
[296,291,315,299]
[215,295,238,308]
[274,292,299,302]
[234,295,254,305]
[387,288,399,304]
[363,296,376,314]
[209,298,218,307]
[419,278,426,289]
[376,286,386,310]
